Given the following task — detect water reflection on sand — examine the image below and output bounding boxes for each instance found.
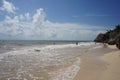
[0,43,100,80]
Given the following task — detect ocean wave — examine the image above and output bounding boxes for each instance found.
[0,42,101,80]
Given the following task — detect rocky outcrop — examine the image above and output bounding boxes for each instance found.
[94,25,120,49]
[94,33,109,43]
[116,34,120,49]
[94,33,105,42]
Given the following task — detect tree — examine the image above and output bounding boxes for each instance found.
[94,24,120,49]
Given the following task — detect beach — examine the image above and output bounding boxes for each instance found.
[0,41,120,80]
[74,45,120,80]
[0,41,94,80]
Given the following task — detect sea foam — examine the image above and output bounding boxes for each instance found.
[0,42,101,80]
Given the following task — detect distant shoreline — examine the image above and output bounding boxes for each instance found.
[0,40,92,43]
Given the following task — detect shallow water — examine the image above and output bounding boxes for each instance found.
[0,42,101,80]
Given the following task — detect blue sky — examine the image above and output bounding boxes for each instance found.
[0,0,119,40]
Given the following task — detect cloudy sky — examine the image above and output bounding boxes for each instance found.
[0,0,120,40]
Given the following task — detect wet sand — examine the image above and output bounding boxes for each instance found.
[1,43,119,80]
[74,45,120,80]
[0,44,84,80]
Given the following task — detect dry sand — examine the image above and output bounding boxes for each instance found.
[100,46,120,80]
[74,45,120,80]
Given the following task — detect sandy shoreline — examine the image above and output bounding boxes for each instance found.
[0,43,120,80]
[74,45,120,80]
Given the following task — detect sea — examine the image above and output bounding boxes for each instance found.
[0,40,101,80]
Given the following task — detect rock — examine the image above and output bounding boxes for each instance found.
[108,39,116,45]
[115,34,120,49]
[34,49,41,52]
[94,33,105,42]
[94,33,108,43]
[94,25,120,49]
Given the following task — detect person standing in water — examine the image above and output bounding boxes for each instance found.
[76,42,78,45]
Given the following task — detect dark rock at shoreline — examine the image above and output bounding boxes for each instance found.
[108,39,116,45]
[94,33,105,42]
[94,33,109,43]
[34,49,41,52]
[94,25,120,49]
[116,34,120,49]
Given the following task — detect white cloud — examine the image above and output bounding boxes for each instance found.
[0,0,18,14]
[33,8,45,23]
[19,14,24,21]
[25,13,31,20]
[0,8,107,40]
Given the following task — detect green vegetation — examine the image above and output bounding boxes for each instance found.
[94,25,120,49]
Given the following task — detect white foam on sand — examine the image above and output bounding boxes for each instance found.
[0,42,101,80]
[52,58,80,80]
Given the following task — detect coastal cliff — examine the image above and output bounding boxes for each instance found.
[94,25,120,49]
